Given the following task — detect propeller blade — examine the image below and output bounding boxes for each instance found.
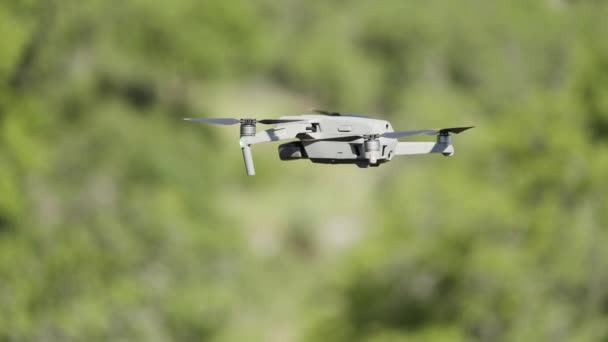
[184,118,303,125]
[383,126,474,138]
[438,126,475,134]
[382,129,438,138]
[184,118,241,125]
[257,119,304,125]
[311,108,368,118]
[312,108,339,116]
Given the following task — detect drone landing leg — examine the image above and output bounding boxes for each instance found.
[241,144,256,176]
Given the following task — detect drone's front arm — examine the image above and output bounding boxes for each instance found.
[394,141,454,156]
[240,124,310,146]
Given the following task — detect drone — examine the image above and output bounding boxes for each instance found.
[185,109,473,176]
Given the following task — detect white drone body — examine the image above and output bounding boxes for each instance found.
[186,110,473,176]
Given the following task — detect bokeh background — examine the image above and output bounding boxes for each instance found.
[2,0,608,341]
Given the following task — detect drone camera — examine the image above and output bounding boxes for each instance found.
[279,142,306,160]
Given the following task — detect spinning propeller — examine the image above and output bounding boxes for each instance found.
[311,109,368,118]
[184,118,302,125]
[381,126,474,139]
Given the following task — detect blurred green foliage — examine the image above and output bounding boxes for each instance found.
[2,0,608,341]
